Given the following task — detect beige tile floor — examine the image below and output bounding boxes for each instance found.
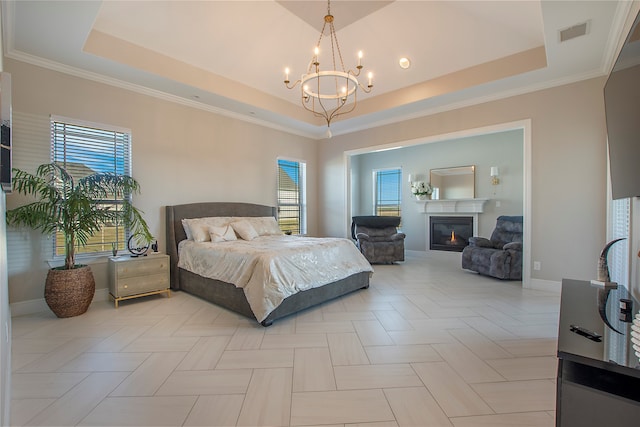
[10,251,560,426]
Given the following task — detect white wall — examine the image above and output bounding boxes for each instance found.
[319,78,608,287]
[5,58,318,304]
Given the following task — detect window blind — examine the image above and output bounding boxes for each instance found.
[277,159,306,235]
[6,112,54,280]
[51,121,130,176]
[51,118,132,256]
[374,168,401,217]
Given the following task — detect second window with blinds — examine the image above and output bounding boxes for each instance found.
[277,158,307,235]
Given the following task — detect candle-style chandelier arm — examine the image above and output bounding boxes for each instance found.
[349,69,373,93]
[283,77,301,90]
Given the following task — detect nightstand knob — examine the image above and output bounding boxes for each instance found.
[123,285,128,289]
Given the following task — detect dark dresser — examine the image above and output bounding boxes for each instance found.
[557,279,640,426]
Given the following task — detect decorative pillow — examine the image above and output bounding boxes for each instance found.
[185,218,210,242]
[184,217,233,242]
[209,225,237,242]
[181,219,193,240]
[249,217,283,236]
[231,220,259,240]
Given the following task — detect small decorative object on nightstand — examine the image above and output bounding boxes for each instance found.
[127,233,150,257]
[108,254,170,308]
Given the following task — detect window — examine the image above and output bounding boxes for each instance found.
[609,197,630,287]
[374,168,401,217]
[277,159,306,234]
[51,117,132,256]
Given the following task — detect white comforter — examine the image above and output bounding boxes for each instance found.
[178,235,373,321]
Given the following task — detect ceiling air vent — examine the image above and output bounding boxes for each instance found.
[559,21,590,43]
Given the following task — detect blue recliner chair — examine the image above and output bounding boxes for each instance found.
[461,215,523,280]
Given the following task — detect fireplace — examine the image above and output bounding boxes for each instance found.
[429,216,473,252]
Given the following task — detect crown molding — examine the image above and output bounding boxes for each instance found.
[5,49,320,140]
[2,44,609,142]
[330,67,606,139]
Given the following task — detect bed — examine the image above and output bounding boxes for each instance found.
[165,202,372,326]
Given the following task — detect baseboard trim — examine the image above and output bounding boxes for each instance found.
[93,288,110,302]
[527,278,561,293]
[9,298,48,317]
[10,288,110,317]
[11,277,559,316]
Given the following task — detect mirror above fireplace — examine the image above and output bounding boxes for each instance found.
[430,165,475,200]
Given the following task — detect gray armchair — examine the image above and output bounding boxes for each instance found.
[351,216,405,264]
[461,215,523,280]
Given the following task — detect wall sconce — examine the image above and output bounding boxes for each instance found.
[490,167,500,185]
[407,174,413,184]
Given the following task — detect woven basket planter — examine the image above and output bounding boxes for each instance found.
[45,265,95,318]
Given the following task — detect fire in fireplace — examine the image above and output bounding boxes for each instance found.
[430,216,473,252]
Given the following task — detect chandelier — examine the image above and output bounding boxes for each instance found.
[283,0,373,137]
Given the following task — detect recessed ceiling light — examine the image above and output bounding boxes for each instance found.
[399,57,411,69]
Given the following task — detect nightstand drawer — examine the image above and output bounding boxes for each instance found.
[108,254,171,307]
[116,257,168,278]
[117,273,168,297]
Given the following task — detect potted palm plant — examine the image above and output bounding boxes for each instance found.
[7,163,153,317]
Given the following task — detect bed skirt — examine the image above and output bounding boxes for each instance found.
[178,268,370,326]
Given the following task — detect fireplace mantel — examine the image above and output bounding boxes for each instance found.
[416,198,489,214]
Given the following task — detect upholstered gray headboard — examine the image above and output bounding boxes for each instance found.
[165,202,277,289]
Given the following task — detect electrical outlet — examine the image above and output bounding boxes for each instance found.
[495,200,501,207]
[533,261,541,271]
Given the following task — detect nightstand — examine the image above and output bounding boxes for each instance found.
[108,254,170,308]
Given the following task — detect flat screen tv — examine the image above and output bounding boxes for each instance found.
[604,10,640,200]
